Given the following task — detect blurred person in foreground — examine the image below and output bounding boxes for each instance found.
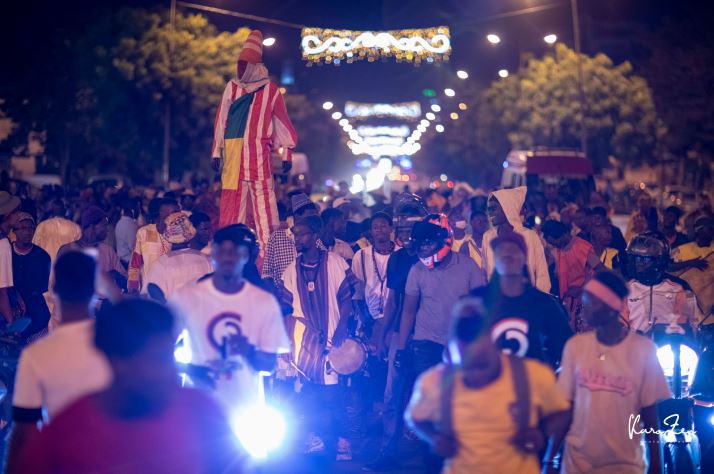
[145,212,212,302]
[482,187,551,293]
[405,297,571,474]
[6,252,112,474]
[17,299,243,474]
[552,271,670,474]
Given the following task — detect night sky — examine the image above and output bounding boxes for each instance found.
[4,0,709,109]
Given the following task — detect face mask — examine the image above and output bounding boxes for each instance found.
[419,245,451,269]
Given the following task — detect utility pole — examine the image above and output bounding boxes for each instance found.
[162,0,176,186]
[571,0,587,157]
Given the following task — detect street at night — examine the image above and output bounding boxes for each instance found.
[1,1,714,473]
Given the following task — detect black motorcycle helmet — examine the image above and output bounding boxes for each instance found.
[392,193,428,250]
[626,232,670,286]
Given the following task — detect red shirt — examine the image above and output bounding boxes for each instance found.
[19,388,244,474]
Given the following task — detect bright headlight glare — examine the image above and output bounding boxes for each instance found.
[174,330,192,364]
[231,404,288,460]
[656,344,698,378]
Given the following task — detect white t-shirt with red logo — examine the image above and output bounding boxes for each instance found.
[171,279,290,412]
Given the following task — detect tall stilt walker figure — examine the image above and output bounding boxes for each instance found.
[212,30,297,255]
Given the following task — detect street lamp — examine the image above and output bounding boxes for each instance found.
[456,70,469,79]
[322,101,334,110]
[444,88,455,97]
[426,112,436,120]
[431,104,441,112]
[498,69,509,78]
[435,124,445,133]
[487,34,501,44]
[331,111,342,120]
[262,37,276,47]
[544,34,557,44]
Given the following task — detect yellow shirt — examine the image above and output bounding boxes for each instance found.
[407,356,570,474]
[451,237,467,253]
[599,248,619,270]
[672,242,714,262]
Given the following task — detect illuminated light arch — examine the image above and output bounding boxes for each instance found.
[301,27,451,65]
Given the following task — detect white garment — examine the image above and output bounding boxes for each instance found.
[32,217,82,266]
[0,237,12,288]
[625,279,690,332]
[171,279,290,411]
[32,217,82,330]
[557,332,671,474]
[144,249,213,300]
[115,215,138,264]
[352,246,391,319]
[482,187,551,293]
[12,320,112,420]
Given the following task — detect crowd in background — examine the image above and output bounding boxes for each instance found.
[0,172,713,473]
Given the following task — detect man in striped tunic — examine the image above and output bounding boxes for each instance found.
[211,29,297,255]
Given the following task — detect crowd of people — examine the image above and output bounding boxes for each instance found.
[2,15,713,473]
[0,174,712,473]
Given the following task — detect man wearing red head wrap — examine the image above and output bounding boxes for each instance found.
[211,30,297,257]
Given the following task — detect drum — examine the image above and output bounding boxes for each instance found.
[328,337,368,375]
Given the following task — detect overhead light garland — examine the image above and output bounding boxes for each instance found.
[356,125,411,137]
[345,101,422,120]
[301,27,451,65]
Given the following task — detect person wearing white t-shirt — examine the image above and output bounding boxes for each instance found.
[549,272,671,474]
[5,251,112,473]
[352,212,394,341]
[171,224,290,414]
[145,211,213,302]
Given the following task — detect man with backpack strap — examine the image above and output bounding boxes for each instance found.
[405,297,571,474]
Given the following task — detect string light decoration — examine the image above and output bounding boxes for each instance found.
[344,101,422,120]
[301,27,451,65]
[356,125,411,137]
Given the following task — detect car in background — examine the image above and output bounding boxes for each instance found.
[501,148,595,204]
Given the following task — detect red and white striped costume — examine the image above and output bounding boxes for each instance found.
[212,30,297,255]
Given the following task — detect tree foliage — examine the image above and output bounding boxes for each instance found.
[1,8,251,183]
[474,44,662,171]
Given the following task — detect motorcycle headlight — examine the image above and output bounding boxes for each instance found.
[656,344,699,378]
[231,404,288,460]
[174,329,192,365]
